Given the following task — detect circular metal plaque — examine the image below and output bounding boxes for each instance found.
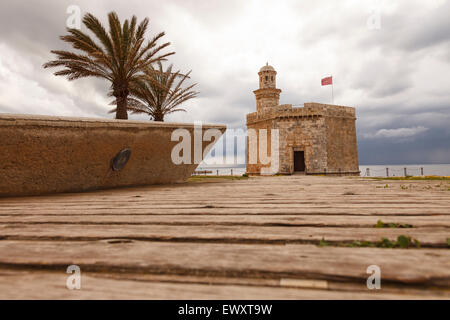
[111,148,131,171]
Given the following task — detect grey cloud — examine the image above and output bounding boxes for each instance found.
[358,1,450,53]
[358,127,450,164]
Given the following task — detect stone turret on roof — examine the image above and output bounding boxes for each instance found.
[259,62,275,72]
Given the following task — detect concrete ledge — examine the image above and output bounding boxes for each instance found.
[306,171,361,176]
[0,114,226,197]
[246,171,361,176]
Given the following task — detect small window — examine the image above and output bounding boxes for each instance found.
[271,76,273,81]
[265,76,268,81]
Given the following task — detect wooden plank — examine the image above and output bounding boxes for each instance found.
[1,198,450,206]
[1,207,449,216]
[1,224,448,246]
[1,195,449,206]
[0,241,449,287]
[1,193,448,204]
[0,214,448,228]
[77,271,450,297]
[1,270,445,300]
[0,178,448,205]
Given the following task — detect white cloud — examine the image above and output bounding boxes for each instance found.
[364,126,429,139]
[0,43,110,118]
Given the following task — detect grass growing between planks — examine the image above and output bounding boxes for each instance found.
[374,220,413,229]
[369,176,450,181]
[319,235,421,249]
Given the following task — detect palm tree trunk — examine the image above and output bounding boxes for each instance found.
[115,95,128,120]
[113,83,129,120]
[154,110,164,122]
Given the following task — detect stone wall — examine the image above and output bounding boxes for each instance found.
[246,119,274,174]
[325,116,359,173]
[0,114,225,196]
[275,116,327,174]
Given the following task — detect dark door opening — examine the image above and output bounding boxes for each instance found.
[294,151,305,172]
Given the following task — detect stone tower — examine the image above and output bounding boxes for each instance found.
[254,63,282,113]
[246,64,360,176]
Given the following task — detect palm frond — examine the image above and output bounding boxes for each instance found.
[126,63,198,121]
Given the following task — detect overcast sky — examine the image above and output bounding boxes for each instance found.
[0,0,449,165]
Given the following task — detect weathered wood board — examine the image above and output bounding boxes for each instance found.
[0,175,449,299]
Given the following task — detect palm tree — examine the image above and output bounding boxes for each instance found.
[43,11,174,119]
[110,62,198,121]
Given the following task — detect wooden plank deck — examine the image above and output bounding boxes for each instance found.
[0,175,449,299]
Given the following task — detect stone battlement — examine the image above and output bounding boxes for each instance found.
[247,102,355,124]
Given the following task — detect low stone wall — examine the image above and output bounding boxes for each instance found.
[0,114,225,197]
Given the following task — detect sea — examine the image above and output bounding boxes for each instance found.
[195,164,450,177]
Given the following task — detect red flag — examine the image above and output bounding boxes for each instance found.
[321,76,333,86]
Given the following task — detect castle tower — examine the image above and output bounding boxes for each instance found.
[246,64,359,176]
[253,63,282,113]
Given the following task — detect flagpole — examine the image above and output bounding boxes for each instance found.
[331,75,334,105]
